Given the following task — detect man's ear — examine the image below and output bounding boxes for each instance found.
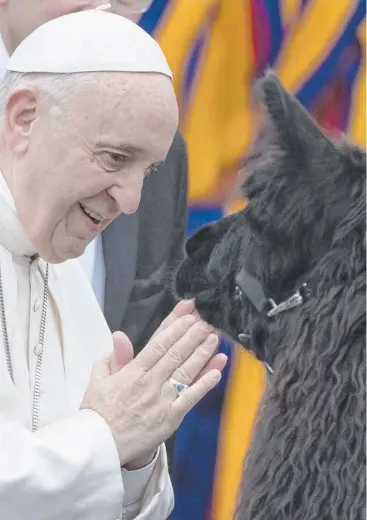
[255,70,339,168]
[4,87,39,155]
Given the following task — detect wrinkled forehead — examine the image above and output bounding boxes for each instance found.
[67,72,178,158]
[74,71,176,118]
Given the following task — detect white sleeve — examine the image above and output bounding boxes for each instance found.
[0,409,174,520]
[0,409,123,520]
[120,444,174,520]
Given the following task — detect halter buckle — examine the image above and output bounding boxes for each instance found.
[266,283,310,318]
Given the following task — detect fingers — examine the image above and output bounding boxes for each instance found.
[172,369,222,417]
[134,314,197,370]
[151,300,196,340]
[174,299,196,316]
[169,333,220,385]
[190,353,228,383]
[191,309,201,320]
[152,322,214,381]
[110,331,134,375]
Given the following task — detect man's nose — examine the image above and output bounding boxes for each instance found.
[107,176,144,216]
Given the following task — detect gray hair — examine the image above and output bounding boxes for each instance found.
[0,71,97,119]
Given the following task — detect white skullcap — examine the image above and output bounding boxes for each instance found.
[7,9,172,79]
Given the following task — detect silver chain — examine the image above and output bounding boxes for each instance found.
[0,261,14,382]
[0,260,49,432]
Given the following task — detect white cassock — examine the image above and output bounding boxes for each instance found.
[0,173,174,519]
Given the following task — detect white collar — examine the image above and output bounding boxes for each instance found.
[0,31,9,80]
[0,171,37,257]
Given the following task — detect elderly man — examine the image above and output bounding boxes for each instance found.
[0,10,227,520]
[0,0,188,357]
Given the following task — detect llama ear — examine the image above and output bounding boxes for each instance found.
[256,70,337,164]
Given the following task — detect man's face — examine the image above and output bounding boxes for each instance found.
[2,1,108,52]
[4,72,178,263]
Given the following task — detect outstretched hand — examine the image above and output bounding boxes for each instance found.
[111,300,227,383]
[82,300,227,469]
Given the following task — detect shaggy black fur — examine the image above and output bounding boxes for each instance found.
[173,71,366,519]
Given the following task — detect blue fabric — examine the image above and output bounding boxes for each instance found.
[186,206,224,237]
[259,0,284,66]
[139,0,171,34]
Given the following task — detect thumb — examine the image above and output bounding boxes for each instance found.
[80,354,111,411]
[89,331,134,383]
[110,331,134,374]
[89,355,112,383]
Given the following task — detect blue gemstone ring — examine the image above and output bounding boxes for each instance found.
[170,377,188,396]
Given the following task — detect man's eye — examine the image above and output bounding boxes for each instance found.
[108,152,127,164]
[101,151,127,168]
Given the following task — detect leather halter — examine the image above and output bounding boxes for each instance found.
[234,267,312,375]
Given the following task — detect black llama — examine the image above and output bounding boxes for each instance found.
[173,71,366,520]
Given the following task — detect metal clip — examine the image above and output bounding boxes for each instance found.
[264,362,273,374]
[266,291,304,318]
[234,285,244,301]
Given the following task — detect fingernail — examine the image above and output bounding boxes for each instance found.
[207,334,218,345]
[177,299,195,309]
[211,370,222,384]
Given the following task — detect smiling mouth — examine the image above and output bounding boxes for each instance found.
[79,203,103,225]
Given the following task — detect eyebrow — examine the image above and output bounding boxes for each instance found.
[94,141,145,155]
